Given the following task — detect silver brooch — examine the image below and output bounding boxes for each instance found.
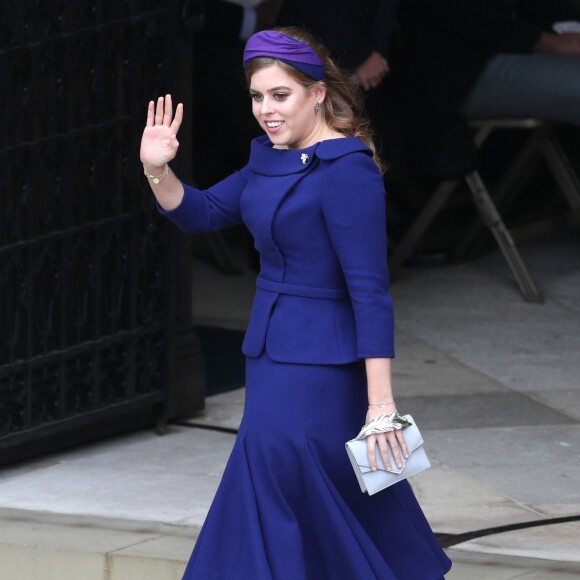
[301,153,309,165]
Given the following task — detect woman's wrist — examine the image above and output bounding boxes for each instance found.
[143,163,169,184]
[368,400,397,410]
[143,162,167,172]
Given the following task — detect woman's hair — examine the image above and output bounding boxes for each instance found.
[245,26,386,174]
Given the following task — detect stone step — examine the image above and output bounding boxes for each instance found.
[0,516,194,580]
[3,516,580,580]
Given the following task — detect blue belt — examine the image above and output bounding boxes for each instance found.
[257,277,347,300]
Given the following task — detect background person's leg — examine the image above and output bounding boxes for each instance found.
[461,53,580,125]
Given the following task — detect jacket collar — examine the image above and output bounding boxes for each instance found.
[248,135,371,176]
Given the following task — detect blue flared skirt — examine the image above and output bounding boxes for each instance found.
[183,354,451,579]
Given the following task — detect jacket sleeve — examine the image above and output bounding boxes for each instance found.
[320,153,395,359]
[156,166,250,232]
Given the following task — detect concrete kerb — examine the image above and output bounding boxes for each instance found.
[0,509,195,580]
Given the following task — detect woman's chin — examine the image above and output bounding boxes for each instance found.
[266,134,291,149]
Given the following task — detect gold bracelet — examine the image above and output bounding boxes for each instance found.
[143,164,169,184]
[368,401,396,409]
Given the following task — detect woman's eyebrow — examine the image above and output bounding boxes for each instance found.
[249,86,293,93]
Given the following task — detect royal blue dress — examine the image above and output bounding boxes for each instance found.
[159,136,452,579]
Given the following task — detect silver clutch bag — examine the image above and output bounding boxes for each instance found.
[345,414,430,495]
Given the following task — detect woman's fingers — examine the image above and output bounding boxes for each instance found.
[386,432,403,469]
[155,96,164,125]
[367,435,396,472]
[163,94,173,126]
[377,436,393,471]
[366,435,378,471]
[395,429,409,459]
[171,102,184,133]
[367,432,408,472]
[146,100,154,127]
[148,95,182,132]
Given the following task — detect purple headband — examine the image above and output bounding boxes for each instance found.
[243,30,325,81]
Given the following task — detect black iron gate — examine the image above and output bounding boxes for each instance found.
[0,0,201,464]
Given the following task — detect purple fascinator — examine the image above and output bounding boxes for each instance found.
[243,30,325,80]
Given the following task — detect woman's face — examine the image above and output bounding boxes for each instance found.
[249,63,325,150]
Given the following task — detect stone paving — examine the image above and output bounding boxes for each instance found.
[0,230,579,579]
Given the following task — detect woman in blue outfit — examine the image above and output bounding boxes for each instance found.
[140,27,451,580]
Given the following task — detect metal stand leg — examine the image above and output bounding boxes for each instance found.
[389,179,460,278]
[541,136,580,211]
[465,171,544,303]
[456,130,545,259]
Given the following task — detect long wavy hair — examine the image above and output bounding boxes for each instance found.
[244,26,385,174]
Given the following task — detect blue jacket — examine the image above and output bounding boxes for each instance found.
[158,135,394,364]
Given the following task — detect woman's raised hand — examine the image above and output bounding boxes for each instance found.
[140,95,184,169]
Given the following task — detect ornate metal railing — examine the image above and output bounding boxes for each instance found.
[0,0,197,463]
